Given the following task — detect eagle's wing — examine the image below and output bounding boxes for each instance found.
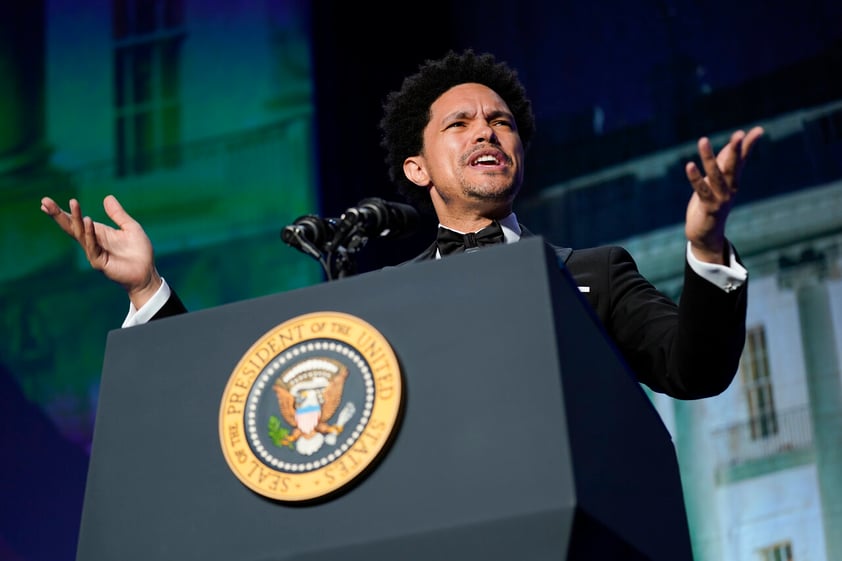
[321,366,349,420]
[272,383,297,426]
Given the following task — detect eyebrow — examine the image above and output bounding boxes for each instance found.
[441,109,513,123]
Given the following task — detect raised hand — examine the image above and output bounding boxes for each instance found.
[684,126,764,264]
[40,195,162,309]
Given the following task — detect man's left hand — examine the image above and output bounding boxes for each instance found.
[684,126,764,264]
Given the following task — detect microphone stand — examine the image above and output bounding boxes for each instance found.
[324,234,364,281]
[282,216,370,281]
[323,212,369,280]
[282,198,419,281]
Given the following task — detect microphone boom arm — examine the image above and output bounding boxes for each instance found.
[281,198,419,281]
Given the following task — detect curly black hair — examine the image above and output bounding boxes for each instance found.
[379,49,536,213]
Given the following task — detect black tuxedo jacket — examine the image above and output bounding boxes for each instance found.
[155,226,747,400]
[407,226,747,400]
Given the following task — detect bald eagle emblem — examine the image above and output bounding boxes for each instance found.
[272,357,356,456]
[220,311,402,502]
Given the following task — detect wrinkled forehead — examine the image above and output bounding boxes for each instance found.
[430,82,512,119]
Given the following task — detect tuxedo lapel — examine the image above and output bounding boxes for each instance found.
[518,225,573,266]
[410,242,439,262]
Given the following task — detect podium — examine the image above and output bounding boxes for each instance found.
[76,236,693,561]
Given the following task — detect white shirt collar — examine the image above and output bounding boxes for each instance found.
[435,213,522,259]
[497,212,522,244]
[438,212,522,242]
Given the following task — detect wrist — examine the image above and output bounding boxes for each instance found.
[128,270,163,310]
[688,241,727,265]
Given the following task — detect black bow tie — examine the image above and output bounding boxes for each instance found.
[437,221,505,256]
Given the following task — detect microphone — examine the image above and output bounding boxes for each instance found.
[281,214,337,258]
[336,197,420,241]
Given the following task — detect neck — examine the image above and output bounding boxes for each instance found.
[433,203,512,233]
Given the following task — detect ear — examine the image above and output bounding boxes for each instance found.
[403,156,430,187]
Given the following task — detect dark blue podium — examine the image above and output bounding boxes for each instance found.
[76,236,692,560]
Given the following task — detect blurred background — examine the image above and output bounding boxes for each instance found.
[1,1,841,560]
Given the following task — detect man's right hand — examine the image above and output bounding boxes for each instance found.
[40,194,162,310]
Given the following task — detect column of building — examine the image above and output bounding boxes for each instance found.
[780,246,842,561]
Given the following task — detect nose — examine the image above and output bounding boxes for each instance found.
[474,121,497,144]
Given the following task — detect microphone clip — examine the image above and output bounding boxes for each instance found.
[280,197,419,281]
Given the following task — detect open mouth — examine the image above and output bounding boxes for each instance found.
[470,151,507,167]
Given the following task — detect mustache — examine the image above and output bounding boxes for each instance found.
[462,146,512,166]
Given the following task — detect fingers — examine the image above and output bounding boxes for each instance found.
[693,126,764,198]
[41,197,117,263]
[40,196,83,239]
[80,215,104,266]
[69,198,86,239]
[719,130,745,187]
[40,196,59,216]
[741,126,765,160]
[102,194,138,230]
[721,126,764,186]
[697,136,728,197]
[684,161,705,194]
[40,195,131,274]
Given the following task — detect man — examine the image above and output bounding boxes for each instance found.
[41,49,764,400]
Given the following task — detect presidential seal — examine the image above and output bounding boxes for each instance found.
[219,311,403,502]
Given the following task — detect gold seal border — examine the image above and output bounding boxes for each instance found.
[218,311,402,502]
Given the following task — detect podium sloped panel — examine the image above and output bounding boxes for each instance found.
[76,236,690,561]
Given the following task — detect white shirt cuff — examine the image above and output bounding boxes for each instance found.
[121,278,172,328]
[686,242,747,293]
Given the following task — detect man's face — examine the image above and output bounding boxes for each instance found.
[407,82,525,217]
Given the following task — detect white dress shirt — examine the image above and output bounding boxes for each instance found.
[124,212,747,327]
